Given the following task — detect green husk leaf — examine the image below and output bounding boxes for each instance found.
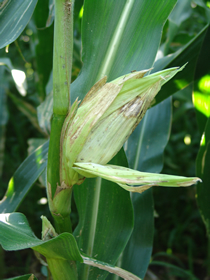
[61,78,123,186]
[105,65,185,118]
[73,163,201,193]
[65,66,185,177]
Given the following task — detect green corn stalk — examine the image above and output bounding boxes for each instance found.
[46,0,77,279]
[47,0,73,234]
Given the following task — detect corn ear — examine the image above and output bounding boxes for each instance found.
[61,65,187,187]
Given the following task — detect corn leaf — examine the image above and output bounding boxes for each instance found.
[0,0,38,49]
[73,148,134,280]
[82,256,142,280]
[0,213,141,279]
[0,141,49,213]
[71,0,177,279]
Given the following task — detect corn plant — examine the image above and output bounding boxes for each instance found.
[0,0,209,279]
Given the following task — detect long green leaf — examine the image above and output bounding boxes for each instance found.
[0,0,38,49]
[71,0,177,279]
[0,141,49,213]
[71,0,177,102]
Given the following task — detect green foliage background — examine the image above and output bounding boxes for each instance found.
[0,0,210,279]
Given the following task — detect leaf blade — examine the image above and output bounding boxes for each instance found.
[0,141,49,213]
[73,149,134,280]
[0,0,38,49]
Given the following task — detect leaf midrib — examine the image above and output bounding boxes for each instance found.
[82,177,102,279]
[96,0,135,80]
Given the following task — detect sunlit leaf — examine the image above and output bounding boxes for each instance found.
[196,118,210,237]
[0,141,49,213]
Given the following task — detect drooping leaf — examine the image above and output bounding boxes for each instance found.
[0,0,38,49]
[0,141,49,213]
